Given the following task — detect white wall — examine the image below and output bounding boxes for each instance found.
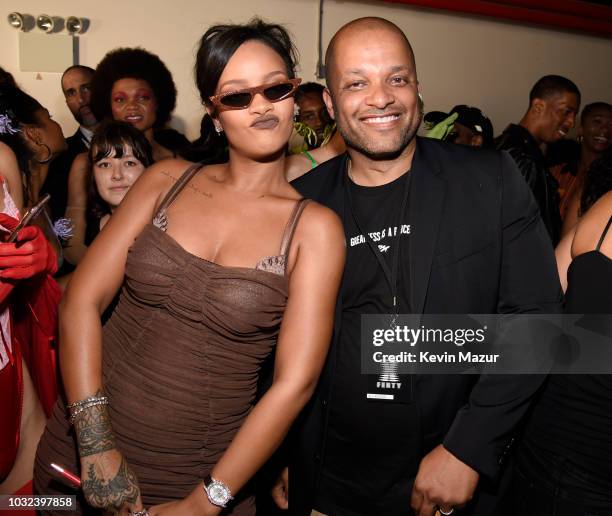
[1,0,611,140]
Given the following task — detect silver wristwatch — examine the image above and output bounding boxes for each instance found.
[203,474,233,508]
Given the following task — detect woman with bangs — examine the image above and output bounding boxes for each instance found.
[34,18,345,516]
[63,121,152,265]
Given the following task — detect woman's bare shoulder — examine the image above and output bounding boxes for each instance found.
[572,191,612,256]
[0,141,15,160]
[142,158,199,187]
[295,200,345,246]
[0,141,19,179]
[0,142,23,209]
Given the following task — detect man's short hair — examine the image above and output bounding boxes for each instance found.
[61,65,95,86]
[295,82,325,103]
[581,101,612,125]
[529,75,581,105]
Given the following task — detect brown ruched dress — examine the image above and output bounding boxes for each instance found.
[34,163,309,515]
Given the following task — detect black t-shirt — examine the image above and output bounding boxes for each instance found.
[315,171,421,516]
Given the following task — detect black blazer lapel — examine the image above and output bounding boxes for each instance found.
[409,138,447,315]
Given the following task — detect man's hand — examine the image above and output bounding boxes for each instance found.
[271,467,289,510]
[410,445,479,516]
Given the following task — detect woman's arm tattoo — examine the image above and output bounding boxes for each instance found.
[74,391,116,457]
[82,457,140,510]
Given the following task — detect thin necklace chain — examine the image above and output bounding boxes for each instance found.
[347,158,354,182]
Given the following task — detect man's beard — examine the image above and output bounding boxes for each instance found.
[336,109,422,161]
[76,106,97,128]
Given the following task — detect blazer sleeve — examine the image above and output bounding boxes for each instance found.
[442,150,563,481]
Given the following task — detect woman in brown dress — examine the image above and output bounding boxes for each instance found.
[34,19,345,516]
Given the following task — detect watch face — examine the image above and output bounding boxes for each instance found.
[209,483,229,503]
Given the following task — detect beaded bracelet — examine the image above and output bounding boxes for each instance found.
[67,395,108,424]
[67,394,107,410]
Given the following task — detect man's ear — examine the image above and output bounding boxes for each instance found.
[323,88,335,121]
[471,134,483,147]
[531,98,546,117]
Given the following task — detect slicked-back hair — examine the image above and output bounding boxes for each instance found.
[61,65,95,84]
[91,47,177,127]
[580,102,612,126]
[195,18,298,108]
[529,75,581,105]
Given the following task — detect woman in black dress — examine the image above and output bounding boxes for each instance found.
[508,150,612,515]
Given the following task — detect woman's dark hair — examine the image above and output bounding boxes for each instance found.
[179,114,228,164]
[88,120,153,221]
[195,18,298,106]
[580,148,612,215]
[91,47,177,128]
[0,80,46,203]
[0,66,17,89]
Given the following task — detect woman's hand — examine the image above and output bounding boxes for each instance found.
[148,485,221,516]
[271,467,289,509]
[80,448,143,514]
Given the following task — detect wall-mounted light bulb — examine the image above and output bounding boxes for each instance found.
[66,16,84,34]
[36,14,54,33]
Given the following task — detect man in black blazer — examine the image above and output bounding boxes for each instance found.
[41,65,98,222]
[273,17,562,516]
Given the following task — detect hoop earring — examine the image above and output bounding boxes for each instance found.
[35,142,52,164]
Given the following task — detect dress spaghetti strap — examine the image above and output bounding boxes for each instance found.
[152,162,206,231]
[596,215,612,252]
[279,199,310,267]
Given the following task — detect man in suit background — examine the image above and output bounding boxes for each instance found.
[41,65,98,222]
[271,17,562,516]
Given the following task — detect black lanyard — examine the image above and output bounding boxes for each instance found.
[344,162,412,321]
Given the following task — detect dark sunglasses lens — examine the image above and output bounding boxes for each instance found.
[220,92,252,108]
[264,82,294,102]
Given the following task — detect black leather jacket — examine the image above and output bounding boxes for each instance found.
[495,124,561,245]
